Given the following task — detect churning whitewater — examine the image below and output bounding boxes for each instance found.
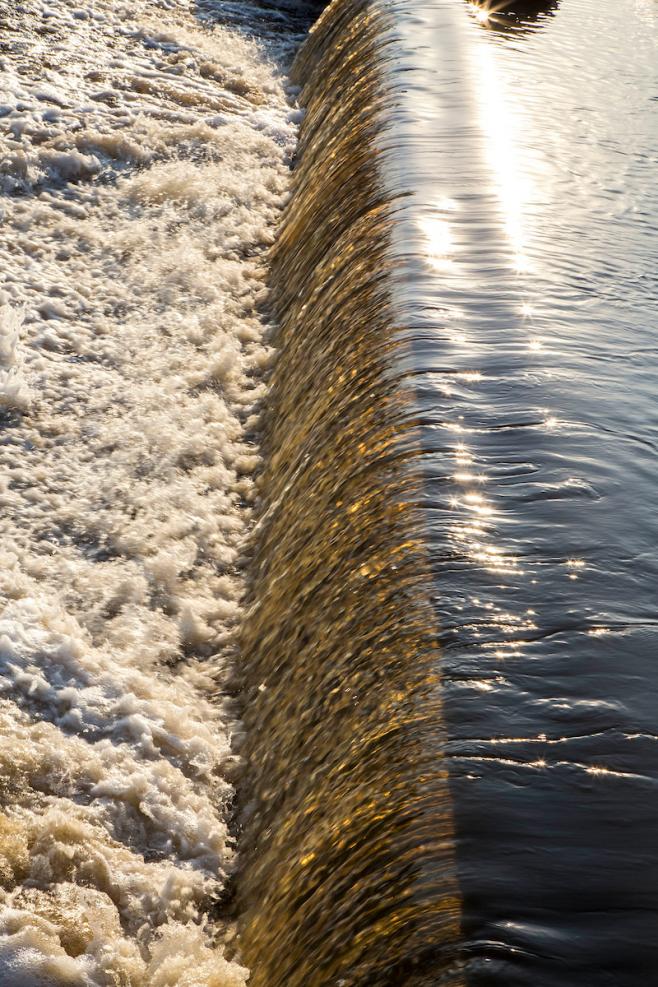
[0,0,298,983]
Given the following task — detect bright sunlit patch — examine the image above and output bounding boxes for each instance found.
[420,197,462,271]
[463,493,496,517]
[467,1,531,29]
[585,765,623,778]
[470,545,519,572]
[514,254,531,273]
[494,642,526,659]
[464,679,496,692]
[454,471,487,483]
[467,0,511,23]
[468,21,533,273]
[454,443,473,464]
[421,216,453,269]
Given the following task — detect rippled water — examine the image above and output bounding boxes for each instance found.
[239,0,658,984]
[3,0,655,982]
[385,0,658,981]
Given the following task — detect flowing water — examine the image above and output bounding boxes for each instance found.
[2,0,658,984]
[239,0,658,985]
[0,0,301,982]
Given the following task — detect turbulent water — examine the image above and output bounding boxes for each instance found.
[3,0,658,985]
[0,0,301,982]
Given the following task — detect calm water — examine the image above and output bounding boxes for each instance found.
[238,1,658,984]
[383,0,658,981]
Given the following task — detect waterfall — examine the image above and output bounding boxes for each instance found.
[238,3,464,984]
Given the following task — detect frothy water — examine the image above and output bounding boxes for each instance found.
[0,0,297,982]
[4,0,658,983]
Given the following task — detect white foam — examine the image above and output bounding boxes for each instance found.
[0,307,30,411]
[0,0,297,981]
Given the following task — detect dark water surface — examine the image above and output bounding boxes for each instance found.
[239,1,658,984]
[385,0,658,982]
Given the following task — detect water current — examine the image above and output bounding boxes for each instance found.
[239,1,658,985]
[2,0,657,985]
[0,0,300,982]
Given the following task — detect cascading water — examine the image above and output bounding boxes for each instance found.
[3,0,658,984]
[237,3,464,985]
[238,0,658,984]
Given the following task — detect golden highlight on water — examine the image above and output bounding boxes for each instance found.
[3,0,658,984]
[238,2,464,983]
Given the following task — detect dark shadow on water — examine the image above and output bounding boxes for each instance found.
[193,0,320,37]
[467,0,560,35]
